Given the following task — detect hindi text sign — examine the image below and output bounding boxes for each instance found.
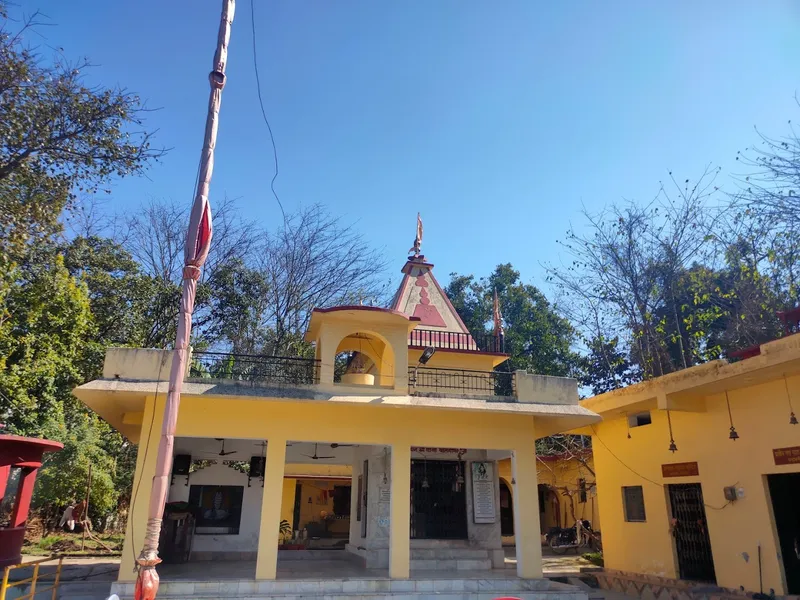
[471,462,496,524]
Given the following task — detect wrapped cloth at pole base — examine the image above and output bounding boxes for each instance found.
[134,554,161,600]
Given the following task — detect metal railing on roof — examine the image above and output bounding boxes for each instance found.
[189,352,320,385]
[408,366,515,397]
[408,329,504,353]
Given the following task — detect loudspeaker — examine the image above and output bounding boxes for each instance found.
[172,454,191,476]
[249,456,266,478]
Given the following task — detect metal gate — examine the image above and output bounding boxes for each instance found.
[411,460,468,539]
[767,473,800,595]
[667,483,716,583]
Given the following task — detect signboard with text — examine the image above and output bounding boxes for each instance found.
[773,446,800,466]
[471,462,496,524]
[661,462,699,478]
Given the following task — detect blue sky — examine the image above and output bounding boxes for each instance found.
[14,1,800,291]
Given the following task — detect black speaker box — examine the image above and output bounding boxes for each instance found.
[250,456,266,478]
[172,454,191,475]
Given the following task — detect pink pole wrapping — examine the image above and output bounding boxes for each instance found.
[134,2,234,598]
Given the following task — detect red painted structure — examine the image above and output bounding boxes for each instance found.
[0,434,63,567]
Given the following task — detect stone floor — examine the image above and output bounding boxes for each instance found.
[17,547,599,583]
[111,573,590,600]
[10,551,613,600]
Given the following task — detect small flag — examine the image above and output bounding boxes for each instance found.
[408,212,423,256]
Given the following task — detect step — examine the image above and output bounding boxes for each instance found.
[411,548,493,560]
[111,576,588,599]
[57,581,113,600]
[278,549,360,561]
[145,590,586,600]
[410,558,493,570]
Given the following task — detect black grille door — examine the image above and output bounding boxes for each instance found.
[411,460,468,539]
[667,483,716,582]
[767,473,800,595]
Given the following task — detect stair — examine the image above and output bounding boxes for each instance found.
[409,547,493,571]
[57,581,113,600]
[110,576,588,600]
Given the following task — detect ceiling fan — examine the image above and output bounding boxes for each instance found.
[302,443,335,460]
[214,438,237,456]
[330,443,355,449]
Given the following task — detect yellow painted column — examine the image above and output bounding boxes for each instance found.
[255,439,287,580]
[118,394,164,582]
[389,444,411,578]
[387,331,409,392]
[318,324,335,385]
[512,445,543,578]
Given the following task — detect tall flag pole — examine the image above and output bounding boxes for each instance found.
[493,288,504,353]
[134,2,235,599]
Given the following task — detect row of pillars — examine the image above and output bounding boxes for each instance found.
[253,441,543,580]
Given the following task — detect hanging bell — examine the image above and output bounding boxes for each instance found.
[668,439,678,453]
[729,425,739,441]
[790,412,798,426]
[627,431,632,439]
[422,477,430,489]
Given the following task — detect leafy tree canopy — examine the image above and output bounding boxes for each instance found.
[446,264,579,377]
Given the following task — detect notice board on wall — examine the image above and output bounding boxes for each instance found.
[471,462,496,524]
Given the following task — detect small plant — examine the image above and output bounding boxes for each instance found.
[279,519,292,543]
[582,552,604,567]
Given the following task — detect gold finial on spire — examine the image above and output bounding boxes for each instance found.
[408,212,423,258]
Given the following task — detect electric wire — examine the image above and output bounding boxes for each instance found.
[249,0,286,222]
[589,424,731,511]
[128,359,166,569]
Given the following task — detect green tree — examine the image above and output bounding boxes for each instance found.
[0,254,92,434]
[62,236,173,352]
[446,264,579,377]
[34,412,117,528]
[579,335,638,395]
[0,7,164,526]
[547,169,726,380]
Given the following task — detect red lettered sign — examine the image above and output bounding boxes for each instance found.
[773,446,800,466]
[661,462,699,478]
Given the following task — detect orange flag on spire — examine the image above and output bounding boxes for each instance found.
[408,212,423,257]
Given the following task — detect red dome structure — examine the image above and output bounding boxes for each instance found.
[0,434,63,567]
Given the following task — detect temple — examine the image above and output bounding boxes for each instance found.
[73,219,600,599]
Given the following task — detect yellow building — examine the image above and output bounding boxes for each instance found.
[73,242,601,598]
[579,334,800,597]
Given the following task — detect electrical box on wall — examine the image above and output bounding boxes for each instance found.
[723,486,739,501]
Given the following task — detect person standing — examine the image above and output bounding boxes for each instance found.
[59,500,76,532]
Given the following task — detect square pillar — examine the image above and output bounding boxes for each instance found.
[118,394,164,582]
[389,444,411,578]
[512,446,543,578]
[255,439,287,580]
[318,333,335,385]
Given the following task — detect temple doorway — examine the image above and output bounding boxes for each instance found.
[500,480,514,536]
[410,459,468,540]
